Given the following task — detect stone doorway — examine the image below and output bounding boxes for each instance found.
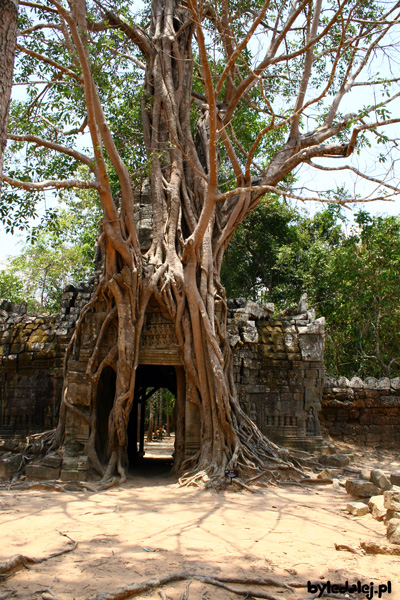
[128,365,178,468]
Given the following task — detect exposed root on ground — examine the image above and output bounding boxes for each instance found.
[334,543,363,556]
[86,573,297,600]
[0,592,16,600]
[0,533,77,580]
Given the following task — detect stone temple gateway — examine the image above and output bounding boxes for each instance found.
[0,284,325,480]
[0,187,325,479]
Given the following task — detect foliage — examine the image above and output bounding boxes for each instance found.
[323,212,400,379]
[222,201,345,307]
[222,205,400,378]
[0,190,100,312]
[0,269,25,305]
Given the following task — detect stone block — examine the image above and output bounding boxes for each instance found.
[360,469,371,481]
[384,490,400,512]
[60,469,84,481]
[390,474,400,487]
[228,334,240,347]
[25,464,60,480]
[346,479,381,498]
[321,454,351,467]
[236,301,269,320]
[368,495,386,521]
[386,519,400,545]
[66,381,91,406]
[348,376,364,388]
[364,377,390,390]
[391,377,400,390]
[42,453,62,468]
[386,509,400,522]
[262,303,274,314]
[0,453,22,479]
[242,325,258,344]
[346,501,369,516]
[318,468,336,479]
[371,469,392,491]
[299,334,324,361]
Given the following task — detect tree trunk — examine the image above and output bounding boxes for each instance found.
[54,0,306,487]
[147,396,154,443]
[166,395,170,437]
[0,0,18,197]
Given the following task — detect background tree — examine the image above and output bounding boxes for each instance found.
[223,205,400,379]
[2,0,400,484]
[0,0,18,196]
[0,190,100,311]
[323,212,400,379]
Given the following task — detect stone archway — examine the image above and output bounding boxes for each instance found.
[126,364,178,468]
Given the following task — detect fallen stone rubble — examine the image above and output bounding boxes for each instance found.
[345,468,400,545]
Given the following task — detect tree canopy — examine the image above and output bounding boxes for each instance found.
[222,203,400,379]
[1,0,400,221]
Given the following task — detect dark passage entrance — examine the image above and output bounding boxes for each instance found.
[127,364,177,474]
[95,366,116,464]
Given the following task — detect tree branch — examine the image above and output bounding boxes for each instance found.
[19,0,58,13]
[3,175,98,190]
[17,23,62,36]
[102,11,151,58]
[15,44,81,82]
[216,183,395,206]
[7,133,93,167]
[307,161,399,194]
[289,0,323,139]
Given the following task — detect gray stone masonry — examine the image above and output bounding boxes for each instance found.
[321,376,400,447]
[0,273,100,439]
[228,298,325,450]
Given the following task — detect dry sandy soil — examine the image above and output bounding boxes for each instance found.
[1,439,400,600]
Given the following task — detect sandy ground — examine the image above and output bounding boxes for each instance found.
[1,439,400,600]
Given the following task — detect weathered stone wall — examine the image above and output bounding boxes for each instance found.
[0,292,326,450]
[229,298,325,449]
[0,277,96,438]
[321,376,400,447]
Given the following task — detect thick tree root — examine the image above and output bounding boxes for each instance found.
[0,533,77,580]
[334,543,363,555]
[86,573,296,600]
[0,591,16,600]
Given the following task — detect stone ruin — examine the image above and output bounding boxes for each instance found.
[0,183,330,479]
[2,179,400,481]
[0,282,326,479]
[321,375,400,447]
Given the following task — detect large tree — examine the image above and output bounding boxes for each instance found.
[2,0,400,483]
[0,0,18,195]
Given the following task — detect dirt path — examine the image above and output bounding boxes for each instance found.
[1,444,399,600]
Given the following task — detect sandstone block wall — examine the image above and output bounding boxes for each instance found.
[228,299,325,448]
[321,376,400,447]
[0,278,96,438]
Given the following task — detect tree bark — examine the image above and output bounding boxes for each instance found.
[0,0,18,198]
[54,0,307,486]
[147,396,154,443]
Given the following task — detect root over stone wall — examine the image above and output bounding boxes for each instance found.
[0,289,326,460]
